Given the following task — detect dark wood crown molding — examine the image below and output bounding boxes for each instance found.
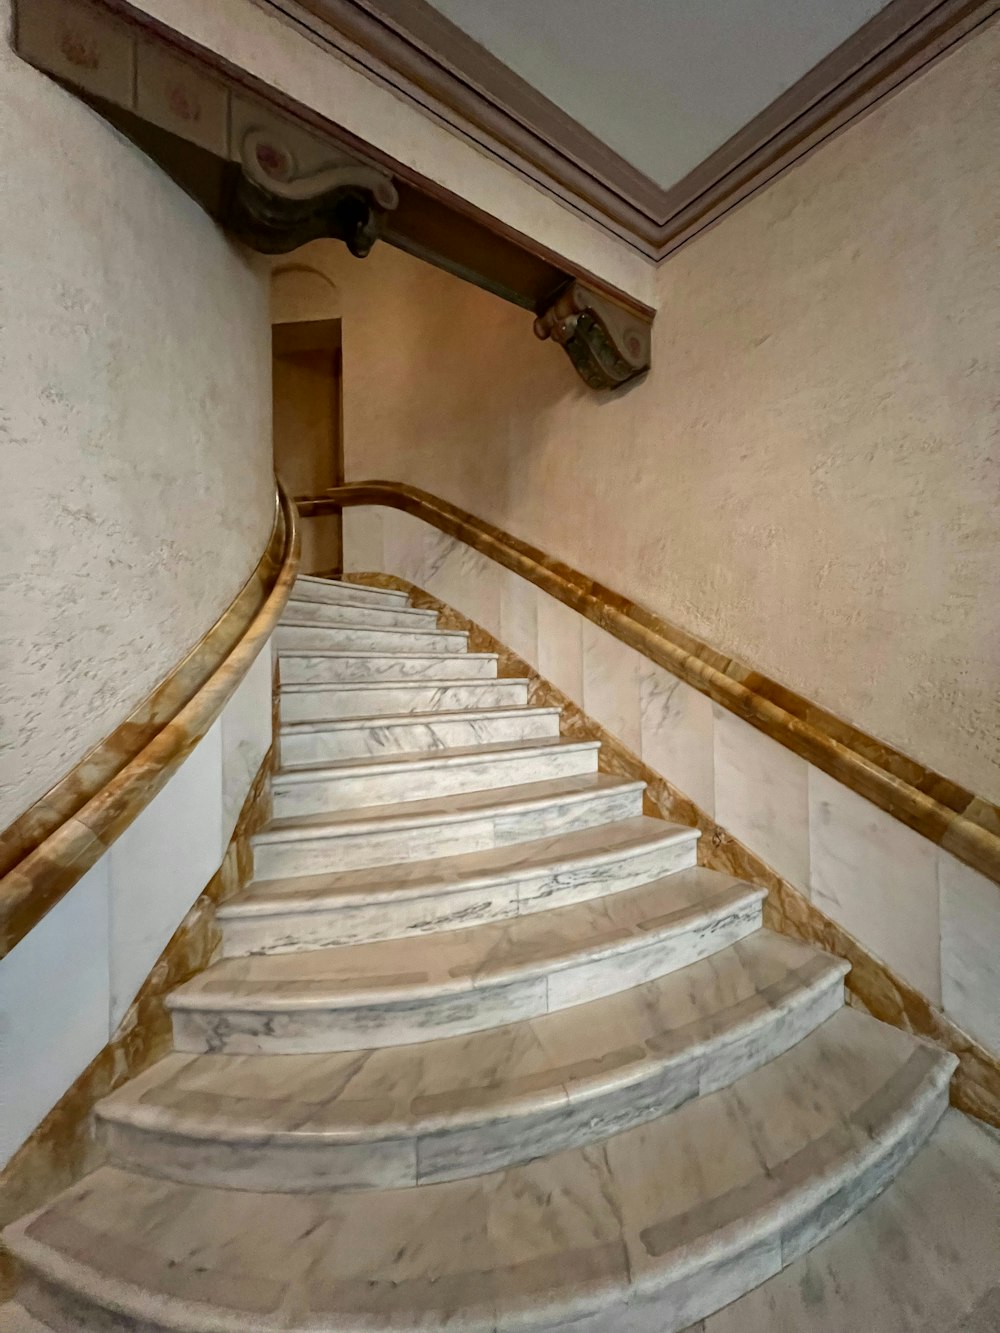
[263,0,1000,260]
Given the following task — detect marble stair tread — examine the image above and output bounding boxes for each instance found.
[277,648,499,679]
[280,704,561,743]
[274,623,468,654]
[293,574,409,605]
[257,772,645,841]
[222,815,698,954]
[167,867,765,1025]
[253,764,635,883]
[690,1109,1000,1333]
[95,931,849,1191]
[281,598,439,629]
[8,1010,956,1333]
[232,813,692,909]
[278,677,531,722]
[272,734,598,783]
[278,704,563,765]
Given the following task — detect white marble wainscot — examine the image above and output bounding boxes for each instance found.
[220,644,273,843]
[499,567,539,666]
[639,660,715,815]
[939,848,1000,1053]
[0,638,276,1170]
[807,766,941,1003]
[341,505,385,571]
[0,858,110,1168]
[714,706,811,891]
[582,620,642,755]
[536,590,584,702]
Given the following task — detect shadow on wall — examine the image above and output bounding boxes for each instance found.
[271,264,344,575]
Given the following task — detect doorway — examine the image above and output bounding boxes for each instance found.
[272,318,344,576]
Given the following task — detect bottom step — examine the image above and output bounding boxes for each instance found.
[8,1010,953,1333]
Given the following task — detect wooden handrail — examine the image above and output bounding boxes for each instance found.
[0,482,300,957]
[302,480,1000,889]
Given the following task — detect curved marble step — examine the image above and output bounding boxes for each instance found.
[277,649,500,685]
[96,932,848,1192]
[251,773,645,880]
[167,869,766,1053]
[278,677,530,723]
[223,815,696,953]
[293,574,409,607]
[281,598,438,630]
[275,622,468,655]
[271,736,600,819]
[9,1011,955,1333]
[279,704,561,765]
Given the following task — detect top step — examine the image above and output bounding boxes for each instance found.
[292,576,410,608]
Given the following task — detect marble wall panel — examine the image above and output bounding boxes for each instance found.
[809,766,941,1002]
[499,568,539,669]
[0,858,111,1168]
[342,505,385,572]
[582,620,642,755]
[639,660,715,814]
[714,706,810,891]
[221,645,273,845]
[536,592,584,704]
[108,721,224,1028]
[940,850,1000,1052]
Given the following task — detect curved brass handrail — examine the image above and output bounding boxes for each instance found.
[0,482,300,957]
[303,480,1000,890]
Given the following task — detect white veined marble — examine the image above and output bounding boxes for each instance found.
[271,737,599,818]
[939,848,1000,1052]
[279,706,562,765]
[277,649,499,684]
[275,622,468,654]
[281,597,438,630]
[278,678,529,723]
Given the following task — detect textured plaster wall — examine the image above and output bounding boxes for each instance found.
[305,20,1000,804]
[0,10,274,831]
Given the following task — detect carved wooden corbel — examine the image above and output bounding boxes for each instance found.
[228,128,400,257]
[533,283,651,390]
[13,0,655,391]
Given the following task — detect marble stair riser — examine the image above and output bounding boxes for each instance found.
[291,577,409,608]
[279,679,530,724]
[97,964,847,1192]
[278,651,500,685]
[222,826,698,954]
[281,599,439,630]
[251,784,645,880]
[270,741,601,819]
[279,708,562,765]
[168,893,766,1054]
[274,624,467,654]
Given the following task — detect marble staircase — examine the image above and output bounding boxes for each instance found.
[0,576,975,1331]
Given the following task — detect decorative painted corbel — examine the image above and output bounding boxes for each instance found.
[229,128,400,257]
[534,282,651,390]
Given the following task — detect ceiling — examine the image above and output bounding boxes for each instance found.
[425,0,890,189]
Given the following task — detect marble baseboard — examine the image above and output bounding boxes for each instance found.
[347,573,1000,1131]
[0,750,272,1304]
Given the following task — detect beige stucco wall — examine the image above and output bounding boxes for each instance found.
[0,10,274,830]
[299,19,1000,805]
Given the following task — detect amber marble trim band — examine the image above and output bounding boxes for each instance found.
[0,484,300,958]
[305,481,1000,890]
